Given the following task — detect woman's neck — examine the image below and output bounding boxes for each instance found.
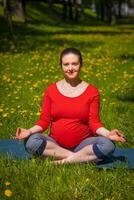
[63,78,82,87]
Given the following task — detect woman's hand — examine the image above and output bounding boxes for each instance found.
[107,129,126,143]
[15,128,32,140]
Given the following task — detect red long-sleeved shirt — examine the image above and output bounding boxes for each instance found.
[36,83,103,148]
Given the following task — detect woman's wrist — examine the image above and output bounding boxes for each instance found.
[28,129,33,135]
[27,125,43,136]
[96,127,110,137]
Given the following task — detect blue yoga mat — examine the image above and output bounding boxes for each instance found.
[97,148,134,169]
[0,139,31,160]
[0,139,134,169]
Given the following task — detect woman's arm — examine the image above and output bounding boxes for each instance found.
[15,125,43,140]
[88,88,103,134]
[16,87,51,140]
[88,87,126,143]
[35,88,51,130]
[96,127,110,137]
[96,127,126,143]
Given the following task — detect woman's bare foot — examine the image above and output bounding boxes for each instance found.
[51,151,98,164]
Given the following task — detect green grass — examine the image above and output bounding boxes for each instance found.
[0,1,134,199]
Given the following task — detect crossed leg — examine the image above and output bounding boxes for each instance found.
[42,140,74,160]
[24,133,74,160]
[24,133,115,164]
[51,144,98,164]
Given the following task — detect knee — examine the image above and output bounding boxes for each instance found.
[103,138,115,156]
[24,133,47,156]
[93,137,115,159]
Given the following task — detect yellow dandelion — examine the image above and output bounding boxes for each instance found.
[26,80,31,84]
[15,97,20,100]
[102,99,106,102]
[4,189,12,197]
[36,112,40,116]
[21,110,27,114]
[3,113,8,118]
[18,74,23,78]
[0,122,3,127]
[33,83,38,88]
[3,75,8,80]
[5,181,11,186]
[0,108,4,112]
[85,178,90,182]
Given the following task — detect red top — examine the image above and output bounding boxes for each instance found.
[36,83,103,148]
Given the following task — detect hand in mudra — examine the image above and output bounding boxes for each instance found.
[16,128,31,140]
[107,129,126,143]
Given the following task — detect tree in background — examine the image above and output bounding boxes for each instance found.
[62,0,83,22]
[3,0,26,47]
[93,0,134,24]
[93,0,116,24]
[4,0,26,23]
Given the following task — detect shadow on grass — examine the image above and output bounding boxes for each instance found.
[117,96,134,102]
[0,25,105,52]
[26,1,105,27]
[116,88,134,102]
[0,2,134,53]
[119,54,134,60]
[117,17,134,25]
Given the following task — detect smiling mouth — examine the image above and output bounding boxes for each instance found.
[67,72,75,75]
[67,70,76,74]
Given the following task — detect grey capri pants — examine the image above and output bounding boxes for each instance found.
[24,133,115,160]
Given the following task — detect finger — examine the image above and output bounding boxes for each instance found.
[116,136,126,143]
[118,133,126,139]
[117,132,124,138]
[15,135,23,140]
[120,137,126,142]
[16,128,19,136]
[115,130,125,138]
[16,128,21,137]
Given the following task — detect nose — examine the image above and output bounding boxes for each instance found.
[68,63,73,70]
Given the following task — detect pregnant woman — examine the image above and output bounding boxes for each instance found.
[16,47,125,164]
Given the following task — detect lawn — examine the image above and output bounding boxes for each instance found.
[0,1,134,200]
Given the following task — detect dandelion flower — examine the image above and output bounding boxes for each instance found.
[36,112,40,116]
[15,97,20,100]
[3,113,8,118]
[85,178,90,182]
[5,181,11,186]
[4,189,12,197]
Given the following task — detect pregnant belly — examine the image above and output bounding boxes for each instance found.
[50,119,92,148]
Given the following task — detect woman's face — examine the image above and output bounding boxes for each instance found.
[61,53,81,80]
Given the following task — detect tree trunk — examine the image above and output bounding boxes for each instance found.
[95,0,105,21]
[12,0,27,23]
[68,0,73,20]
[3,0,16,48]
[118,0,123,17]
[105,0,116,25]
[3,0,13,32]
[62,0,67,20]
